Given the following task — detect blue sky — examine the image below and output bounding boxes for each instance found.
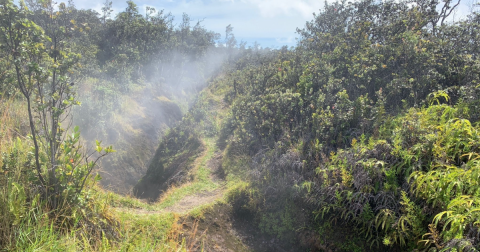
[73,0,477,49]
[72,0,323,48]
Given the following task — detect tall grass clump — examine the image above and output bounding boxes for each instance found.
[0,96,118,250]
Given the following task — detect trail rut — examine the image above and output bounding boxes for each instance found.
[115,139,225,215]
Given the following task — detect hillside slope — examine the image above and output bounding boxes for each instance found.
[3,0,480,250]
[135,0,480,251]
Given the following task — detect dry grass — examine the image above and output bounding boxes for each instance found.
[157,95,172,102]
[121,96,146,118]
[0,95,29,148]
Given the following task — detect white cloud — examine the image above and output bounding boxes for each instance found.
[276,36,296,45]
[246,0,323,18]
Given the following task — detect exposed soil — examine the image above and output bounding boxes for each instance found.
[116,142,225,216]
[163,189,223,214]
[115,188,224,215]
[133,133,204,200]
[159,149,227,214]
[178,203,306,252]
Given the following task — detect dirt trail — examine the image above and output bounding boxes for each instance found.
[117,191,224,216]
[161,142,225,214]
[120,188,224,215]
[163,188,223,214]
[117,141,225,215]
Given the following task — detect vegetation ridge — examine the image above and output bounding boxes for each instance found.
[3,0,480,251]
